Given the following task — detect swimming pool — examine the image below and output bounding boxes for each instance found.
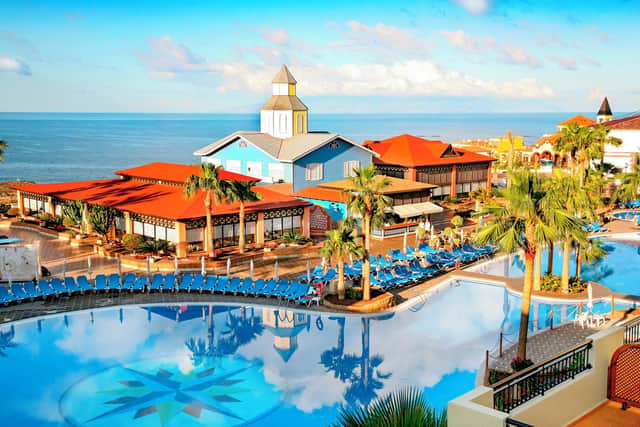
[0,279,629,427]
[470,237,640,296]
[612,211,640,221]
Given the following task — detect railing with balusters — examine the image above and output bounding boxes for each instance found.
[623,316,640,344]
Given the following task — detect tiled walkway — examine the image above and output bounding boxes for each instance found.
[569,400,640,426]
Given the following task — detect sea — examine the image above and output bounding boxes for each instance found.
[0,112,593,183]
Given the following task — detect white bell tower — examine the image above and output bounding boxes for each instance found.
[260,65,308,138]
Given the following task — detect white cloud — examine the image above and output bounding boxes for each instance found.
[0,56,31,75]
[260,28,290,45]
[344,21,425,52]
[547,56,577,70]
[450,0,492,15]
[502,45,540,68]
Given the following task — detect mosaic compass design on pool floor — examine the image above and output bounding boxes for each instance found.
[60,356,284,427]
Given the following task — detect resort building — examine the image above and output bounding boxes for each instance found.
[194,65,376,191]
[528,115,596,167]
[363,134,495,198]
[600,114,640,172]
[13,162,312,257]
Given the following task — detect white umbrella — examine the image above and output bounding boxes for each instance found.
[174,256,179,274]
[250,259,254,280]
[403,229,408,252]
[117,257,122,277]
[306,260,311,283]
[226,258,231,277]
[587,282,593,311]
[35,256,40,282]
[321,257,326,268]
[146,256,151,276]
[274,260,279,280]
[62,259,66,280]
[460,229,465,244]
[87,256,92,276]
[201,256,206,276]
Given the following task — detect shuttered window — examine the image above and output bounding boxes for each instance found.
[305,163,323,181]
[343,160,360,177]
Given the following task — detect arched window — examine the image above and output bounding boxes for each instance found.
[297,113,303,134]
[279,114,287,134]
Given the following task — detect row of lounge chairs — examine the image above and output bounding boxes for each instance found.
[0,273,322,307]
[621,200,640,209]
[584,222,609,233]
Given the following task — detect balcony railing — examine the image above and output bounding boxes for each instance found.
[623,316,640,344]
[493,341,592,413]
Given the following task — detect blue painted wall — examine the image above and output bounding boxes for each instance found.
[201,137,292,182]
[298,197,347,221]
[292,138,373,191]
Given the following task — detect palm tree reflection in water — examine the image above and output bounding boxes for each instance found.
[0,325,17,357]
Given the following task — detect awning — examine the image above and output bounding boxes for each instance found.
[391,201,444,219]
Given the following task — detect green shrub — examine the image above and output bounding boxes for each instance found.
[451,215,464,228]
[122,233,144,252]
[38,212,52,222]
[540,275,586,293]
[0,204,11,214]
[63,217,77,228]
[139,239,171,255]
[88,205,116,238]
[62,201,84,227]
[283,231,311,244]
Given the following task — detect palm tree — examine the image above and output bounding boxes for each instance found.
[0,140,8,162]
[476,168,579,360]
[343,166,391,301]
[224,180,261,254]
[322,219,364,300]
[184,164,229,258]
[542,169,594,292]
[332,387,447,427]
[613,164,640,203]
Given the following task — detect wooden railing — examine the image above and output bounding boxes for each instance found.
[493,341,592,413]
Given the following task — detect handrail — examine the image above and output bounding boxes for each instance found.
[505,418,534,427]
[493,340,592,412]
[623,315,640,344]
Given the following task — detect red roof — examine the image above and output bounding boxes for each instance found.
[558,115,596,127]
[293,186,345,203]
[363,134,495,167]
[13,179,309,221]
[115,162,258,184]
[597,114,640,130]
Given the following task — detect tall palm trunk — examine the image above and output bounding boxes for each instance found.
[361,215,371,301]
[204,191,214,258]
[337,318,345,355]
[518,247,535,360]
[238,201,245,254]
[361,317,370,388]
[533,249,541,291]
[579,159,586,187]
[575,246,582,282]
[561,238,571,293]
[546,241,554,275]
[337,256,346,300]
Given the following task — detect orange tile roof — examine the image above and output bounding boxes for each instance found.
[293,186,345,203]
[558,115,596,127]
[598,114,640,130]
[319,176,436,194]
[363,134,495,167]
[115,162,258,184]
[533,133,560,148]
[13,179,309,221]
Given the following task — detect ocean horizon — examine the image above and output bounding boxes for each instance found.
[0,112,609,183]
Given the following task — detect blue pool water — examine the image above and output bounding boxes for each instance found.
[0,280,623,427]
[475,238,640,296]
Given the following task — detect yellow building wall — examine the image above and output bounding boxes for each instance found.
[293,111,307,135]
[496,135,525,155]
[288,83,296,96]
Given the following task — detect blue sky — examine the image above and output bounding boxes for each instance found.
[0,0,638,113]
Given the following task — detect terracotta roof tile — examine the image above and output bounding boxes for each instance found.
[115,162,258,184]
[558,115,596,127]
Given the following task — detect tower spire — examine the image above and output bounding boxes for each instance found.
[597,96,613,123]
[260,65,308,138]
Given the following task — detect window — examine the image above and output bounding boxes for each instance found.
[207,158,222,167]
[264,214,302,241]
[297,114,303,134]
[268,163,284,181]
[226,160,241,173]
[305,163,323,181]
[279,114,287,133]
[213,220,256,249]
[328,140,340,149]
[246,161,262,178]
[343,160,360,177]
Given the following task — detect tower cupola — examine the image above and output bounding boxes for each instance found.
[260,65,308,138]
[597,97,613,123]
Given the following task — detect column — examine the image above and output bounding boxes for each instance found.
[47,197,56,216]
[302,206,311,238]
[175,221,187,258]
[256,212,265,245]
[450,165,457,198]
[124,212,134,234]
[405,167,417,181]
[16,190,25,217]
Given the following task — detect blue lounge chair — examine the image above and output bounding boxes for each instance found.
[235,278,254,295]
[121,273,136,291]
[202,275,217,293]
[213,276,229,293]
[108,274,121,291]
[395,265,422,280]
[149,274,163,292]
[37,279,57,297]
[94,275,107,292]
[223,277,242,294]
[190,274,204,292]
[178,273,193,292]
[23,281,44,299]
[51,278,68,295]
[77,276,94,293]
[283,281,305,301]
[64,277,81,294]
[245,278,265,296]
[273,280,292,299]
[132,276,147,292]
[162,274,176,292]
[388,249,405,262]
[11,283,30,301]
[295,286,322,306]
[0,286,17,305]
[258,279,278,297]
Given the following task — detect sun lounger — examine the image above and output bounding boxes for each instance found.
[202,275,217,293]
[11,283,30,301]
[162,273,176,292]
[213,276,229,293]
[108,274,121,290]
[0,286,18,305]
[77,276,94,293]
[235,278,254,295]
[223,277,242,295]
[37,279,57,297]
[64,277,82,294]
[178,273,193,292]
[190,274,204,292]
[94,275,107,292]
[51,278,68,295]
[257,279,278,297]
[23,281,44,299]
[245,278,265,296]
[149,274,163,292]
[121,273,136,291]
[273,280,292,299]
[132,276,147,292]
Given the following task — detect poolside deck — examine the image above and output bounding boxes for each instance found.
[569,400,640,426]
